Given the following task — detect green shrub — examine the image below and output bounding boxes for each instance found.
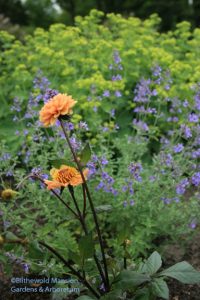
[1,10,200,149]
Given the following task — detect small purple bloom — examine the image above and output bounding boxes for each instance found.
[101,157,108,166]
[43,88,59,103]
[173,144,184,153]
[79,121,89,131]
[23,263,29,274]
[191,172,200,186]
[123,201,128,207]
[103,90,110,97]
[112,74,122,81]
[110,109,115,117]
[189,222,197,229]
[188,113,199,123]
[183,100,189,107]
[180,125,192,139]
[115,90,122,97]
[176,178,190,195]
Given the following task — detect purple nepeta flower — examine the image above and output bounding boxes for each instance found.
[79,121,89,131]
[122,185,128,192]
[33,72,50,91]
[180,124,192,139]
[66,122,74,131]
[176,178,190,195]
[112,74,122,81]
[161,197,171,205]
[152,65,162,77]
[194,93,200,111]
[173,144,184,153]
[102,126,109,132]
[161,153,173,167]
[173,197,180,203]
[22,263,29,274]
[130,199,135,206]
[69,136,81,152]
[183,100,189,107]
[101,157,108,166]
[103,90,110,97]
[99,282,106,292]
[152,89,158,96]
[101,172,114,184]
[115,90,122,97]
[23,129,29,136]
[110,109,115,117]
[123,201,128,207]
[43,88,59,103]
[133,78,151,103]
[128,162,142,182]
[188,113,199,123]
[133,119,149,132]
[191,172,200,186]
[11,97,21,112]
[0,153,11,161]
[87,161,97,177]
[189,222,197,229]
[113,50,122,65]
[191,149,200,159]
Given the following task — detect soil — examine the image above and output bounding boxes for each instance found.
[1,233,200,300]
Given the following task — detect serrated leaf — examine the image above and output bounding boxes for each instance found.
[140,251,162,275]
[151,278,169,299]
[79,143,91,165]
[159,261,200,284]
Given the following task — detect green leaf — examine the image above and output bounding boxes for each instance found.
[117,223,131,244]
[114,270,150,291]
[135,288,151,300]
[49,158,70,168]
[140,251,162,275]
[5,232,20,242]
[79,143,91,165]
[95,205,112,213]
[100,289,123,299]
[151,278,169,300]
[78,234,95,260]
[159,261,200,284]
[28,241,44,260]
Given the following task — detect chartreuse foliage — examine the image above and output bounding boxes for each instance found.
[1,9,200,147]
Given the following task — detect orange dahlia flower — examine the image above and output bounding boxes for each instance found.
[39,93,77,127]
[44,165,89,190]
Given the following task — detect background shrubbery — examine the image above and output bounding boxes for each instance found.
[1,10,200,149]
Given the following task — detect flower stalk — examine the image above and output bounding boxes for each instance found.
[59,118,110,291]
[39,241,101,299]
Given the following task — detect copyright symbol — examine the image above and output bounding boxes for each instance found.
[11,278,15,283]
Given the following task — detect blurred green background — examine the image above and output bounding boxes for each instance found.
[1,0,199,37]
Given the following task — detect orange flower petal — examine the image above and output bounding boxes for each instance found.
[39,93,77,127]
